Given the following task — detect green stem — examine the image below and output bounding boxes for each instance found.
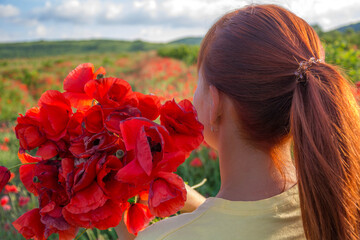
[8,162,37,171]
[74,228,87,240]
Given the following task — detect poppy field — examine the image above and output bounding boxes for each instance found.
[1,28,360,239]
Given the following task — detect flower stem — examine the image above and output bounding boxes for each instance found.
[74,228,87,240]
[191,178,207,189]
[8,162,37,171]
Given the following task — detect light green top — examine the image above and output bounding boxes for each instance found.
[136,184,305,240]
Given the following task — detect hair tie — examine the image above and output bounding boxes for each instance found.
[295,57,321,85]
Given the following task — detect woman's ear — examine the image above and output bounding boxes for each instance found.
[209,85,222,126]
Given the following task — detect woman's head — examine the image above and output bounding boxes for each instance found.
[196,4,360,239]
[196,4,323,152]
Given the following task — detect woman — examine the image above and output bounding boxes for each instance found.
[117,4,360,239]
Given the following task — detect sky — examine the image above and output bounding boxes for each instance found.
[1,0,360,43]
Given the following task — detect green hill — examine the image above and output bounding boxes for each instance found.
[169,37,203,45]
[335,22,360,32]
[0,39,165,59]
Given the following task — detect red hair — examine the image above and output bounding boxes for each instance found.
[198,4,360,239]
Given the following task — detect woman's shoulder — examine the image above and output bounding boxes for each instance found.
[136,184,305,240]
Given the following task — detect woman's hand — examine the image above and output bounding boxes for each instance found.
[116,184,206,239]
[180,184,206,213]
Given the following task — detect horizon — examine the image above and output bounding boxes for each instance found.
[1,0,360,43]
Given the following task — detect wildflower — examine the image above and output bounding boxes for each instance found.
[3,204,11,211]
[190,157,203,167]
[19,196,30,207]
[5,184,19,193]
[1,195,9,206]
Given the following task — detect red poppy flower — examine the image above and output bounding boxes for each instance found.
[3,204,11,211]
[13,208,46,240]
[19,196,30,207]
[18,152,42,196]
[148,172,186,218]
[9,172,15,182]
[190,157,203,167]
[5,184,19,193]
[160,99,204,152]
[96,154,138,202]
[124,203,154,235]
[38,90,72,141]
[63,199,128,230]
[84,77,138,108]
[32,161,61,193]
[104,106,141,134]
[84,105,104,133]
[63,63,105,109]
[135,92,161,120]
[209,149,218,160]
[116,118,184,184]
[69,130,119,158]
[36,141,59,160]
[1,195,9,206]
[0,166,10,193]
[15,107,47,150]
[4,137,9,143]
[66,111,84,141]
[72,153,102,192]
[64,181,107,215]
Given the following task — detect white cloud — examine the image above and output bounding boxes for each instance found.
[0,4,20,18]
[3,0,360,42]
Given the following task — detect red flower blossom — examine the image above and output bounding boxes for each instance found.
[5,184,19,193]
[3,204,11,211]
[135,92,161,120]
[18,152,42,196]
[19,196,30,207]
[1,195,9,206]
[96,154,139,202]
[63,63,105,109]
[3,137,9,143]
[36,140,59,160]
[66,111,85,141]
[124,203,154,235]
[38,90,72,141]
[209,149,218,160]
[15,107,47,150]
[84,105,104,133]
[104,106,141,134]
[190,157,203,167]
[148,172,186,218]
[116,118,184,185]
[9,172,15,182]
[160,99,204,153]
[0,166,10,193]
[84,77,138,108]
[63,199,128,230]
[69,130,119,158]
[13,208,45,240]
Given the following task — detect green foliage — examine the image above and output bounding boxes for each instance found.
[157,44,199,65]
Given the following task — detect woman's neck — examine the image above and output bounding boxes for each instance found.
[215,126,297,201]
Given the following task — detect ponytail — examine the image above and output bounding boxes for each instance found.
[291,63,360,239]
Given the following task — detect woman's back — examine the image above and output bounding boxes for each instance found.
[137,185,305,240]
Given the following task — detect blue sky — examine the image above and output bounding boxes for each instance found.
[1,0,360,43]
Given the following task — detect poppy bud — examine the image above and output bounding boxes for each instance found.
[33,176,40,183]
[116,149,125,159]
[96,73,104,79]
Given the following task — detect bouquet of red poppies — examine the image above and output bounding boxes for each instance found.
[3,63,203,239]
